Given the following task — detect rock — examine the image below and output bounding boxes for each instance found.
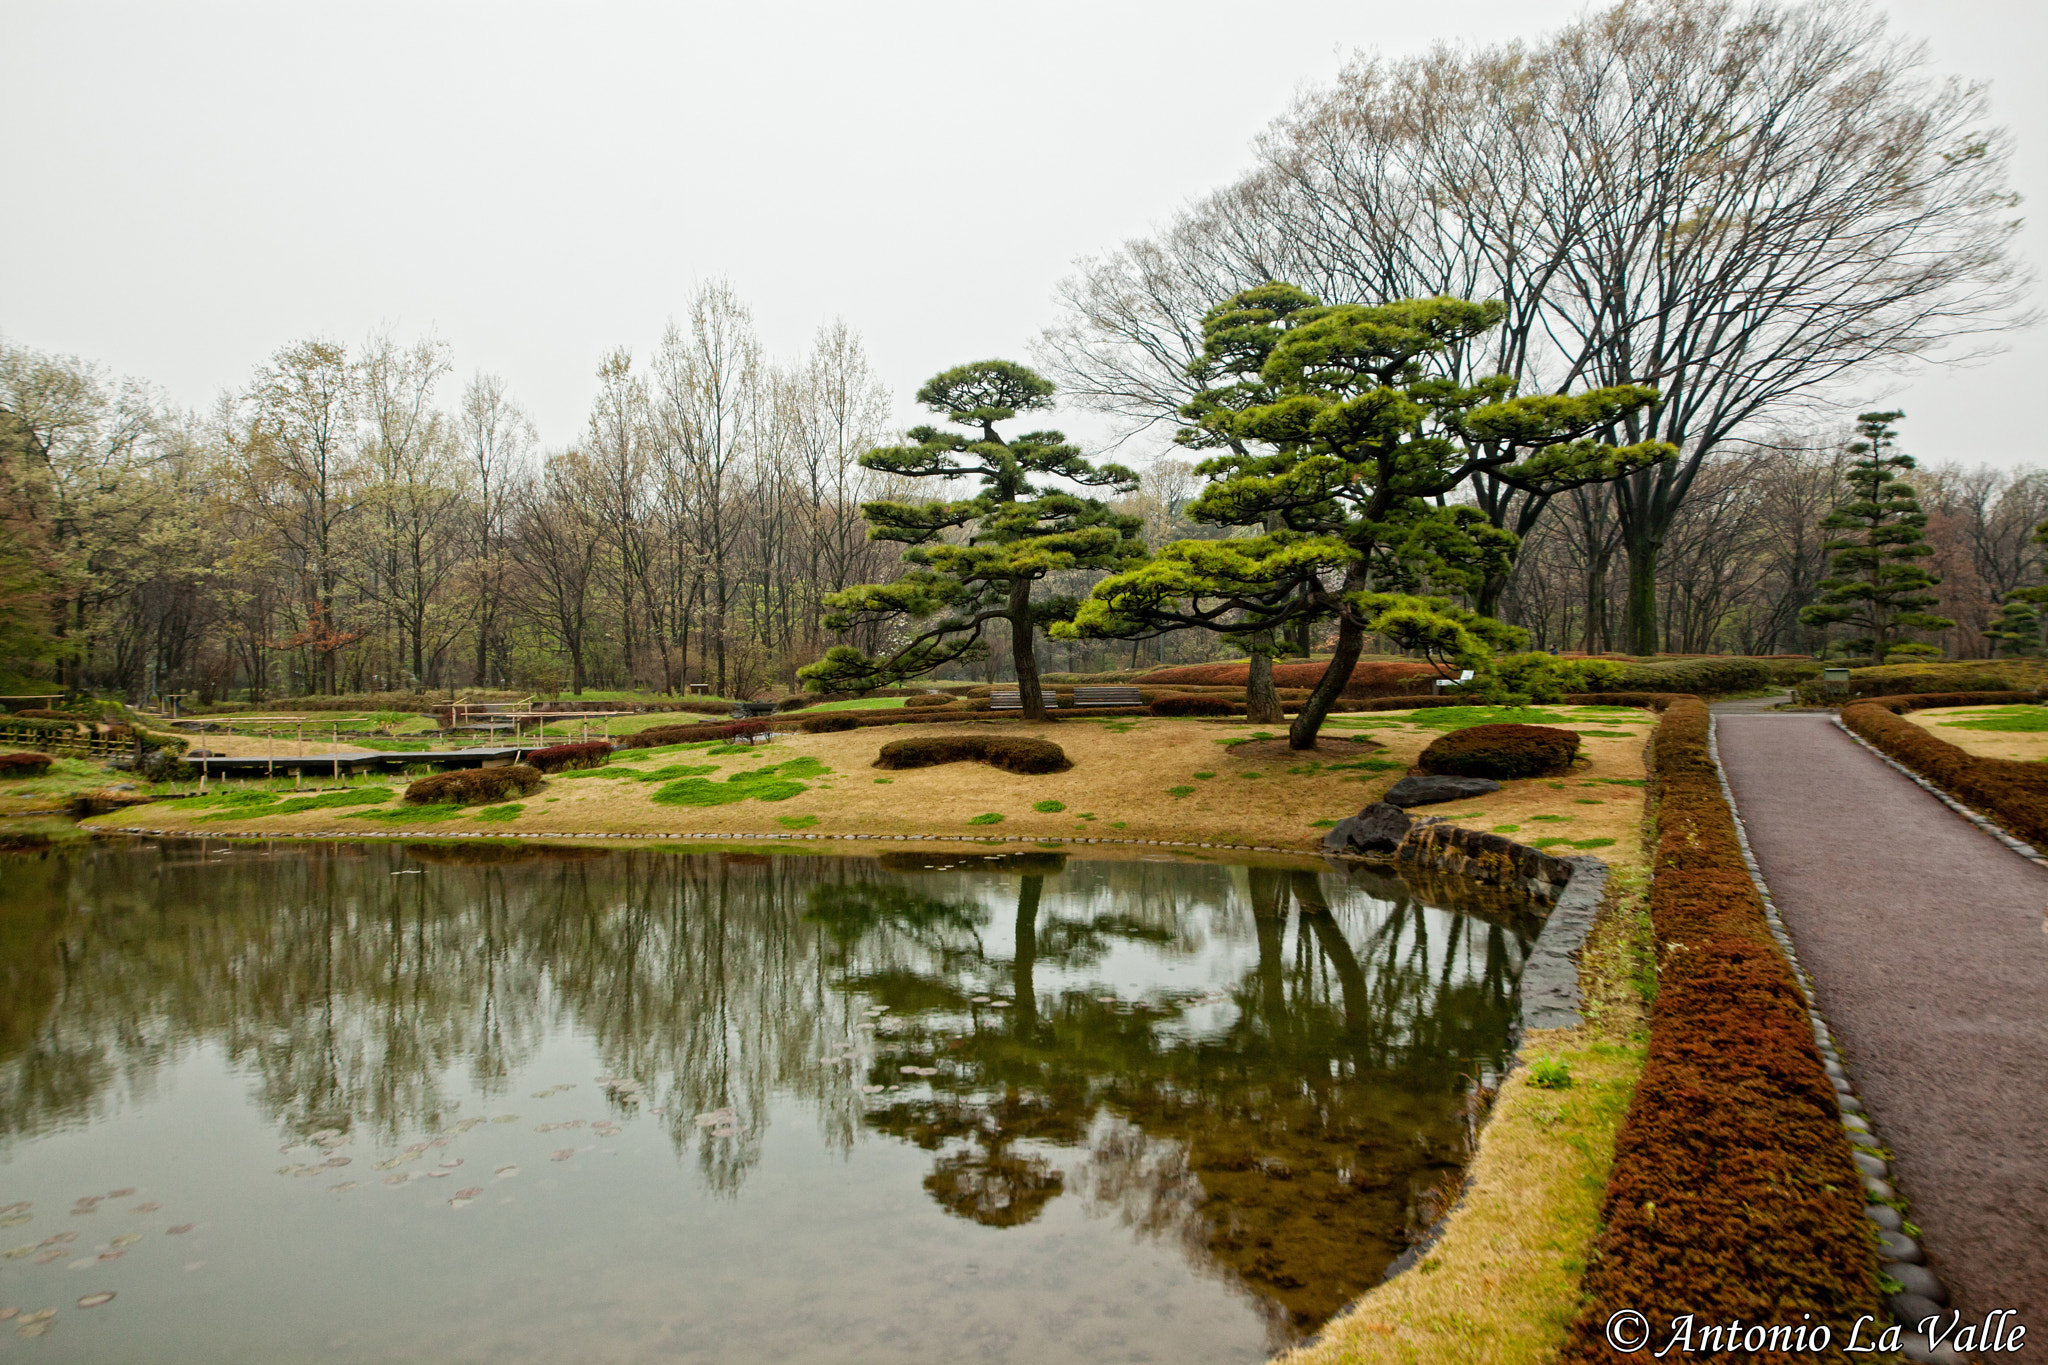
[1853,1151,1888,1179]
[1839,1095,1865,1113]
[1383,775,1502,808]
[1890,1295,1949,1332]
[1323,803,1413,855]
[1864,1176,1896,1200]
[1866,1204,1903,1231]
[1886,1262,1947,1305]
[1877,1230,1924,1264]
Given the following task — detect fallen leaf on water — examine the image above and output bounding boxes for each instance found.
[549,1150,574,1162]
[454,1188,483,1199]
[491,1115,519,1124]
[493,1165,518,1178]
[33,1253,64,1265]
[0,1308,15,1320]
[5,1246,34,1259]
[40,1234,76,1246]
[64,1259,92,1270]
[447,1198,473,1209]
[382,1176,409,1187]
[110,1234,142,1248]
[97,1251,124,1262]
[424,1171,450,1180]
[130,1203,160,1214]
[329,1182,356,1194]
[76,1293,114,1309]
[862,1085,884,1094]
[0,1214,29,1229]
[0,1202,28,1216]
[323,1158,350,1169]
[709,1125,739,1139]
[106,1189,135,1199]
[165,1225,194,1235]
[16,1320,52,1338]
[438,1158,462,1169]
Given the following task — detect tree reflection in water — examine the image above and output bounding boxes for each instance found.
[0,838,1532,1341]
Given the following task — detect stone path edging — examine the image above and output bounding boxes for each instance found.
[1829,715,2048,869]
[1709,717,1967,1365]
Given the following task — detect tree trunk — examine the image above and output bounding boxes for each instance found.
[1623,533,1660,656]
[1287,610,1363,750]
[1009,579,1047,720]
[1582,549,1612,654]
[1245,635,1284,723]
[1474,569,1509,620]
[1012,875,1041,1036]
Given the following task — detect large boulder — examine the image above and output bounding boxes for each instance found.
[1384,774,1502,808]
[1323,802,1414,855]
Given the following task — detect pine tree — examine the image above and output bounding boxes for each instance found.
[1983,600,2039,657]
[1798,412,1953,663]
[798,361,1142,720]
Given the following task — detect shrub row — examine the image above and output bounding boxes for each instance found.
[1561,694,1881,1359]
[525,741,612,774]
[903,693,958,709]
[1418,722,1579,778]
[1793,667,2033,706]
[1840,691,2048,850]
[0,751,54,777]
[800,713,861,733]
[1149,695,1236,717]
[1133,659,1434,696]
[618,722,731,749]
[404,764,545,806]
[874,735,1071,775]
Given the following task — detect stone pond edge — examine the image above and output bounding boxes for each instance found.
[1712,717,1967,1364]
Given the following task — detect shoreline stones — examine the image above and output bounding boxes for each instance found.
[1321,803,1413,855]
[1383,774,1501,808]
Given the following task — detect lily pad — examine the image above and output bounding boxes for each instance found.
[76,1292,114,1309]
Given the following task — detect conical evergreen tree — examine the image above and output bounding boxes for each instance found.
[1983,599,2040,657]
[1798,412,1953,662]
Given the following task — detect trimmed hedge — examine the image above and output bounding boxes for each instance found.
[1560,694,1881,1360]
[404,764,545,806]
[1150,695,1237,717]
[0,751,54,777]
[1134,659,1434,696]
[1841,691,2048,850]
[1418,723,1580,779]
[874,735,1071,775]
[526,741,611,773]
[800,713,861,734]
[903,694,957,709]
[619,722,728,749]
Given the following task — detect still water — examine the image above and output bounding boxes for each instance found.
[0,838,1534,1363]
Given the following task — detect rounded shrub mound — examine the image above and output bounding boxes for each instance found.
[1149,694,1237,717]
[903,694,957,709]
[527,741,611,773]
[875,735,1070,775]
[1418,723,1580,779]
[0,751,55,778]
[801,713,861,734]
[405,763,545,806]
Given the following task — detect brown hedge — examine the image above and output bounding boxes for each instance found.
[1841,690,2048,850]
[1149,695,1237,717]
[800,713,861,733]
[404,764,545,806]
[618,722,729,749]
[526,741,612,773]
[903,694,958,709]
[0,751,54,777]
[874,735,1071,775]
[1418,723,1580,779]
[1560,694,1881,1362]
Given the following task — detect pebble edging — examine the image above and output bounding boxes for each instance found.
[1830,714,2048,869]
[1711,718,1972,1365]
[99,826,1307,854]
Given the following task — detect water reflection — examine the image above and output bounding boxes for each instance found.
[0,838,1533,1355]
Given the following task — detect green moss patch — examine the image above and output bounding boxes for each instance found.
[1935,704,2048,732]
[194,787,393,823]
[474,803,524,823]
[350,803,467,824]
[650,756,829,807]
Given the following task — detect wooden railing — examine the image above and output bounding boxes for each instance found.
[0,725,131,758]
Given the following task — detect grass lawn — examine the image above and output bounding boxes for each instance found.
[88,706,1656,871]
[1902,703,2048,762]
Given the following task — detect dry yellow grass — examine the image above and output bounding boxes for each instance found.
[98,709,1655,863]
[179,733,376,758]
[1900,704,2048,762]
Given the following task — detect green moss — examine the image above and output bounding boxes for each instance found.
[1575,798,1605,805]
[194,787,393,823]
[1032,799,1066,813]
[1492,824,1521,833]
[1569,837,1616,849]
[162,790,280,812]
[351,803,467,824]
[1167,786,1194,798]
[1529,814,1571,823]
[1193,771,1217,780]
[474,803,523,823]
[776,814,819,829]
[1311,818,1338,828]
[1936,705,2048,732]
[967,812,1004,825]
[874,777,893,784]
[1329,758,1402,773]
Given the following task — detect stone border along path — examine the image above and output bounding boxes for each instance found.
[1712,709,2048,1365]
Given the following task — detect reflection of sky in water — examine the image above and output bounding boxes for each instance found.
[0,842,1531,1363]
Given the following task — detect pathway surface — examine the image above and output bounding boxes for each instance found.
[1714,711,2048,1356]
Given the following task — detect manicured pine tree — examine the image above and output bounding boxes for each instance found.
[1057,286,1673,749]
[1798,412,1953,663]
[798,361,1142,721]
[1983,600,2039,657]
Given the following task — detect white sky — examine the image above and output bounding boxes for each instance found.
[3,0,2042,465]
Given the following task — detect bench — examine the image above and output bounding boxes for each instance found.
[1432,669,1476,693]
[1073,685,1142,707]
[989,688,1057,710]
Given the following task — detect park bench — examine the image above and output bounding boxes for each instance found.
[989,688,1057,710]
[1432,669,1476,693]
[1073,685,1142,707]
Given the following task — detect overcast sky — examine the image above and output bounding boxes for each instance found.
[3,0,2041,465]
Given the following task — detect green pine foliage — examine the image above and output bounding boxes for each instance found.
[1057,284,1673,748]
[1798,412,1953,662]
[1983,600,2040,657]
[798,361,1142,719]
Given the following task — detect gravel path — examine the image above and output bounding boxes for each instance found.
[1715,713,2048,1357]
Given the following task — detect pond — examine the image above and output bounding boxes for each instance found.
[0,838,1536,1363]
